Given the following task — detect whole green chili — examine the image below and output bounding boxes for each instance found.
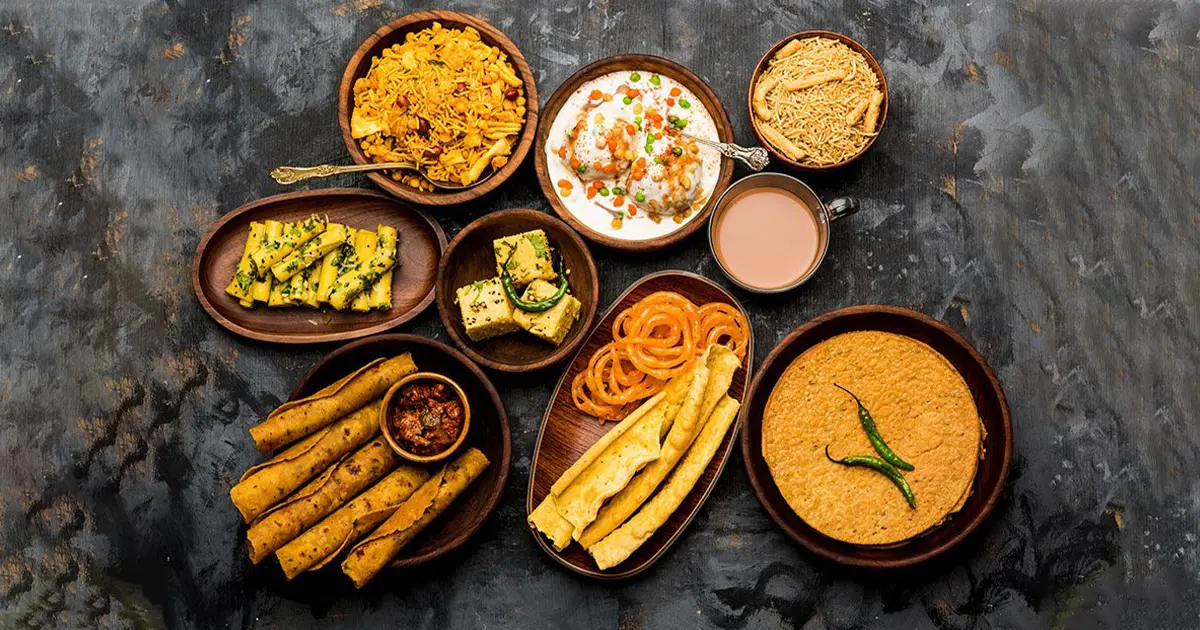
[825,446,916,509]
[834,383,914,471]
[500,251,569,313]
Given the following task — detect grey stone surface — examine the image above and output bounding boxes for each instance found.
[1,0,1197,628]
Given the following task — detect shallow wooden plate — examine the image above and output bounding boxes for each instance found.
[740,305,1012,568]
[192,189,446,344]
[535,55,735,251]
[291,334,510,569]
[747,30,888,171]
[435,209,599,373]
[338,10,539,206]
[527,271,753,578]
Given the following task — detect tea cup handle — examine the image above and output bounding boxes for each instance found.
[826,197,859,222]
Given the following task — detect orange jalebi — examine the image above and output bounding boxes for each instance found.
[571,291,749,421]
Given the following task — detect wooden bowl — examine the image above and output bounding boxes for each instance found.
[192,189,446,344]
[535,54,736,251]
[740,305,1012,568]
[527,270,753,578]
[747,31,888,172]
[379,372,471,464]
[337,10,539,206]
[435,209,599,373]
[290,334,510,569]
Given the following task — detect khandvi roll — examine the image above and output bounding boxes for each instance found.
[329,226,399,311]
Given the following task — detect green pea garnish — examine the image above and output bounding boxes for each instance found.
[649,74,661,86]
[679,98,691,109]
[630,72,641,82]
[634,191,646,202]
[622,96,633,105]
[612,186,623,195]
[598,187,610,197]
[576,164,587,173]
[672,146,683,157]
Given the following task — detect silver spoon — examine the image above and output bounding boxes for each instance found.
[681,133,770,171]
[270,161,493,191]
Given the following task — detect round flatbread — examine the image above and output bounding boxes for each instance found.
[762,331,981,545]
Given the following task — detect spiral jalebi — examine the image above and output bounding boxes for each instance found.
[572,291,749,421]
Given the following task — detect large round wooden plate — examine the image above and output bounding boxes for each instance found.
[338,10,539,206]
[435,209,600,373]
[741,305,1012,568]
[291,334,510,569]
[535,55,735,251]
[192,189,446,344]
[527,271,753,578]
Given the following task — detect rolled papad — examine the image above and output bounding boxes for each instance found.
[342,447,490,588]
[231,402,380,522]
[246,438,397,564]
[250,353,417,453]
[578,344,739,548]
[276,464,430,579]
[589,396,741,570]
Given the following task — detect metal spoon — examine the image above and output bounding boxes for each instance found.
[270,161,492,191]
[681,133,770,171]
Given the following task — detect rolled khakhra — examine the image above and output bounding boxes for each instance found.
[230,403,380,523]
[341,447,490,588]
[276,465,430,580]
[577,345,740,548]
[246,438,397,564]
[589,396,741,570]
[249,353,417,453]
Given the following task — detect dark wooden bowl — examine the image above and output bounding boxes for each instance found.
[192,189,446,344]
[435,209,599,373]
[740,305,1012,569]
[527,271,754,578]
[535,54,736,251]
[290,334,510,569]
[337,10,539,206]
[747,31,889,172]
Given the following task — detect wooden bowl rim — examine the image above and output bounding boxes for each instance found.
[337,10,540,207]
[289,333,511,569]
[535,53,736,251]
[379,371,472,464]
[739,304,1013,569]
[435,208,600,373]
[525,269,754,579]
[746,30,889,171]
[190,188,447,344]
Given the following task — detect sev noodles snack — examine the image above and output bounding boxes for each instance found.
[350,22,527,190]
[571,291,749,421]
[752,36,883,166]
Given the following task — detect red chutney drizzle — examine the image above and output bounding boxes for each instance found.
[387,381,465,456]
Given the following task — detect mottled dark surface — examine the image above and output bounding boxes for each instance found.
[1,0,1197,628]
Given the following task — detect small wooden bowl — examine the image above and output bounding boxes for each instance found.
[435,209,599,373]
[337,10,539,206]
[740,305,1012,569]
[290,334,510,570]
[747,31,888,172]
[535,54,736,251]
[379,372,471,464]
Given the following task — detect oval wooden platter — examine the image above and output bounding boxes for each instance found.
[338,10,539,206]
[192,189,446,344]
[740,305,1012,569]
[435,209,600,373]
[534,54,735,251]
[747,30,888,172]
[290,334,511,569]
[526,271,753,578]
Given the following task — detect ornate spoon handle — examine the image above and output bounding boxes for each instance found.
[271,162,418,185]
[683,134,770,171]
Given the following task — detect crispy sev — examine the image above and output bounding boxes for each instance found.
[752,37,882,166]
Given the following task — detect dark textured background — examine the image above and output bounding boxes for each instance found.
[2,0,1198,628]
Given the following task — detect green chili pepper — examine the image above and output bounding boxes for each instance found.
[825,446,916,508]
[834,384,914,471]
[500,251,569,313]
